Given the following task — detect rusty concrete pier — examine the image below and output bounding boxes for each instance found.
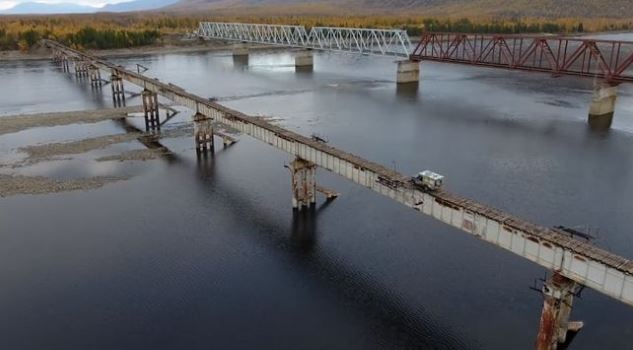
[46,39,633,349]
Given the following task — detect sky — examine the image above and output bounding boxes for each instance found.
[0,0,130,10]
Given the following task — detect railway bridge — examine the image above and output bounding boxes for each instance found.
[45,39,633,350]
[196,22,633,129]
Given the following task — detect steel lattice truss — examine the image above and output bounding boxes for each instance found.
[410,33,633,83]
[197,22,412,58]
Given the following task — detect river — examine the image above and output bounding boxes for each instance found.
[1,34,633,349]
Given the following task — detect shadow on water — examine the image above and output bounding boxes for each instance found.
[111,117,181,165]
[192,151,477,350]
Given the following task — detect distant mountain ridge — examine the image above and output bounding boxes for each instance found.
[101,0,177,12]
[1,2,97,14]
[0,0,177,14]
[2,0,631,17]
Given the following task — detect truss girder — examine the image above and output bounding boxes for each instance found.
[197,22,412,58]
[410,33,633,83]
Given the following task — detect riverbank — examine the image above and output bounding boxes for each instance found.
[0,39,284,62]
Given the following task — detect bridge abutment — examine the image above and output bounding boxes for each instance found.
[194,113,214,153]
[289,158,317,210]
[396,60,420,85]
[535,272,583,350]
[295,50,313,69]
[588,83,618,129]
[110,73,125,105]
[142,89,160,130]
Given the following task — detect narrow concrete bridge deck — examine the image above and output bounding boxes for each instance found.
[45,39,633,349]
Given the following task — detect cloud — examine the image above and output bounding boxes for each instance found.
[1,0,131,9]
[0,1,17,9]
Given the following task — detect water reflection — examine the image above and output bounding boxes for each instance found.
[232,55,249,68]
[196,150,215,178]
[295,65,314,75]
[189,151,474,349]
[111,117,180,164]
[395,82,419,102]
[61,68,108,109]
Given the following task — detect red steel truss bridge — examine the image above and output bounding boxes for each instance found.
[409,33,633,84]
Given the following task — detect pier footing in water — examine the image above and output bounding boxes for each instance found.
[535,272,583,350]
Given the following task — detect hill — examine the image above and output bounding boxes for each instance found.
[168,0,633,19]
[100,0,178,12]
[0,2,98,14]
[0,0,176,14]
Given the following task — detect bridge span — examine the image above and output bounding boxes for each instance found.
[410,33,633,129]
[46,39,633,350]
[196,22,633,130]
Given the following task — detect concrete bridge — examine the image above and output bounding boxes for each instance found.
[45,39,633,350]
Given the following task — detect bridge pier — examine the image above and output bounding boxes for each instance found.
[61,55,70,72]
[233,42,249,57]
[289,158,317,210]
[110,73,125,105]
[142,89,160,130]
[52,50,62,64]
[232,42,249,67]
[89,66,102,88]
[194,113,214,153]
[295,50,313,70]
[588,82,619,129]
[535,272,583,350]
[74,60,89,78]
[396,60,420,85]
[232,43,249,67]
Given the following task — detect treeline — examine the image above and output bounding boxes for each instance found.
[402,18,588,36]
[0,13,631,51]
[1,26,159,50]
[0,14,167,50]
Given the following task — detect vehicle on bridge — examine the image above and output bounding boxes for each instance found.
[413,170,444,191]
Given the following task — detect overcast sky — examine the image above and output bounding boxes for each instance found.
[0,0,130,10]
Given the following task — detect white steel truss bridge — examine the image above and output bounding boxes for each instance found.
[196,22,413,58]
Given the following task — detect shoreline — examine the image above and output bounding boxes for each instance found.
[0,40,285,62]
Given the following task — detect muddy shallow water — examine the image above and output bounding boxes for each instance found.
[1,35,633,349]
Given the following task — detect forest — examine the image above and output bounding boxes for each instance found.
[0,13,631,51]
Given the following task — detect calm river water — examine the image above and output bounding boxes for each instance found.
[1,34,633,349]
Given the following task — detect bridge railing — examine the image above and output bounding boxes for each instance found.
[410,32,633,83]
[197,22,412,58]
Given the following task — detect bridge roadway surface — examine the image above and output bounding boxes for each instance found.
[44,39,633,309]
